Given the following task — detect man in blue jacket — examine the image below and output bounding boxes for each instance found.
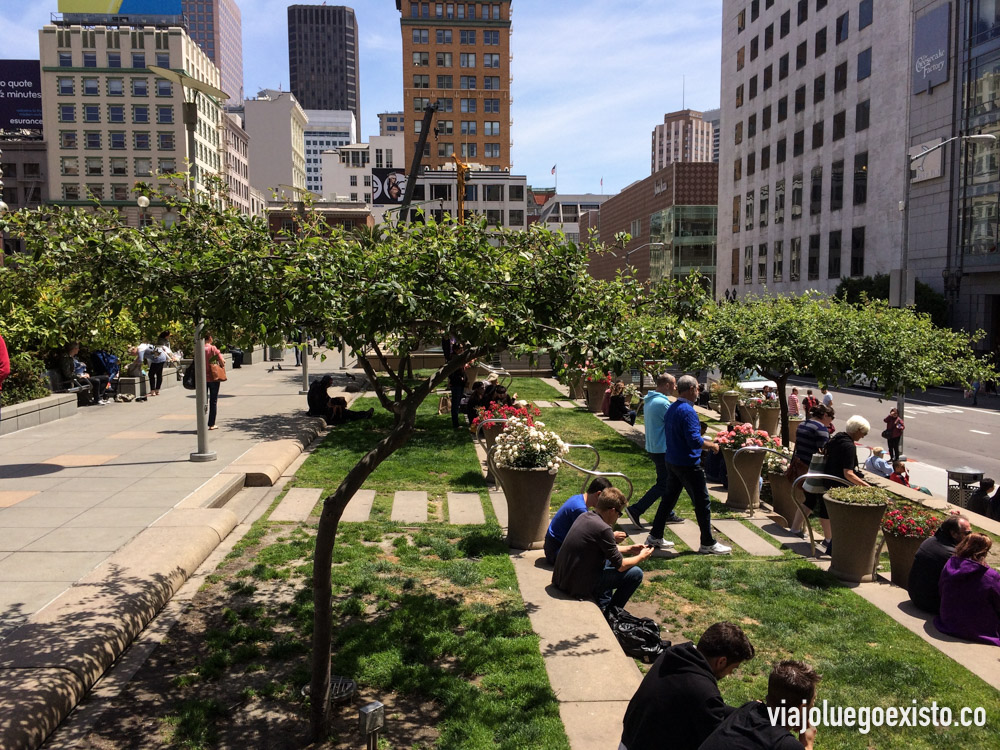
[543,477,620,564]
[624,373,682,537]
[647,375,731,554]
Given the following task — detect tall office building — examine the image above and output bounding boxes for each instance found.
[241,89,307,199]
[39,23,223,224]
[378,111,406,136]
[396,0,512,172]
[718,0,908,301]
[287,5,361,130]
[181,0,243,103]
[702,107,722,163]
[651,110,716,172]
[303,109,356,195]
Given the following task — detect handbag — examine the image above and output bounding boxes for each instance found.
[605,606,670,664]
[801,451,827,494]
[208,361,227,382]
[881,428,891,439]
[182,363,196,390]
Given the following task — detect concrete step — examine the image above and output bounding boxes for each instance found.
[446,492,485,525]
[269,488,322,523]
[340,489,376,523]
[391,490,427,523]
[533,400,555,408]
[489,489,507,530]
[712,519,780,556]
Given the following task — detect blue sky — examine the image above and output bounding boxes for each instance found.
[1,0,722,193]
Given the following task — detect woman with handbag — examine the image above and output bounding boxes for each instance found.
[882,408,904,462]
[204,332,226,430]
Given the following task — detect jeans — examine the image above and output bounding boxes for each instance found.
[451,385,465,427]
[630,452,669,517]
[543,533,561,566]
[207,380,221,427]
[649,462,716,547]
[148,361,164,391]
[593,561,644,610]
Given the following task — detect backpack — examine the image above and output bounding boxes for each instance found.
[182,363,196,390]
[605,606,670,664]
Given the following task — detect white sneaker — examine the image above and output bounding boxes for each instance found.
[698,541,732,555]
[644,535,675,549]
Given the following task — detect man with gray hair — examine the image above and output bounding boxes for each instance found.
[624,372,682,535]
[647,374,731,555]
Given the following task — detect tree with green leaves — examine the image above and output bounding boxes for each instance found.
[835,274,949,329]
[676,293,992,445]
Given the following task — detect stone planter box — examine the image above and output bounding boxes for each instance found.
[493,465,557,550]
[241,345,267,365]
[584,380,608,413]
[757,407,780,436]
[825,494,887,583]
[719,392,739,423]
[723,449,765,510]
[0,393,78,436]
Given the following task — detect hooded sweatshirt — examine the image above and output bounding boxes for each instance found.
[621,642,735,750]
[935,557,1000,647]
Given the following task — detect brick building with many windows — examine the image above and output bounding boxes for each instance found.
[718,0,908,300]
[396,1,512,172]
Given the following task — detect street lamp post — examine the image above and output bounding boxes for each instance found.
[896,133,997,449]
[137,194,149,226]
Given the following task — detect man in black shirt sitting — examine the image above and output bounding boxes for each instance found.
[620,622,755,750]
[907,514,972,613]
[699,660,820,750]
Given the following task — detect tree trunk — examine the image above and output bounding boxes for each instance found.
[309,408,417,740]
[776,373,790,446]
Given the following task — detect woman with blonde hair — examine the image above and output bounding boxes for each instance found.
[935,532,1000,646]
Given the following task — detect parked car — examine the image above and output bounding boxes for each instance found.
[738,370,778,392]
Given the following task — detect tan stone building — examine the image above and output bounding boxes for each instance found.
[241,89,308,200]
[395,0,512,171]
[39,23,224,224]
[651,110,716,172]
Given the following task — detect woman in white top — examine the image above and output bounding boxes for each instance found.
[144,331,176,396]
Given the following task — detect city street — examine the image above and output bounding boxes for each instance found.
[789,379,1000,497]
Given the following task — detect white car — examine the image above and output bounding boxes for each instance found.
[738,371,778,392]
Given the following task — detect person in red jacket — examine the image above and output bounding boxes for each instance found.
[0,335,10,425]
[883,407,905,462]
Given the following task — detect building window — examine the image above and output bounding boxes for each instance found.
[58,77,74,95]
[836,11,850,43]
[798,0,808,24]
[484,30,499,45]
[82,77,99,96]
[63,184,81,201]
[745,190,755,230]
[58,51,72,67]
[773,239,784,281]
[509,209,524,225]
[350,175,357,187]
[859,0,873,29]
[763,65,773,89]
[483,76,500,89]
[828,230,842,278]
[832,110,846,140]
[762,105,772,130]
[765,23,774,49]
[777,95,788,121]
[851,227,866,276]
[156,80,172,96]
[751,0,760,21]
[133,78,148,96]
[60,130,78,149]
[460,76,476,89]
[438,97,453,111]
[438,142,454,157]
[814,74,825,103]
[779,52,789,79]
[748,114,757,138]
[732,195,741,233]
[815,27,827,57]
[736,84,744,108]
[157,105,173,124]
[110,157,127,175]
[111,184,129,201]
[734,157,742,182]
[738,9,746,33]
[793,129,804,156]
[732,248,740,286]
[135,157,152,176]
[796,41,807,69]
[750,36,759,61]
[110,131,126,149]
[158,132,175,150]
[853,152,868,204]
[414,74,429,88]
[413,97,430,111]
[484,98,500,113]
[85,156,103,177]
[108,52,121,68]
[857,47,872,80]
[485,184,504,201]
[460,98,477,113]
[83,52,97,68]
[83,105,100,123]
[830,159,844,210]
[484,121,500,135]
[85,131,101,149]
[134,132,151,150]
[780,10,790,37]
[795,85,806,113]
[855,99,870,131]
[744,246,753,283]
[834,61,848,91]
[484,143,500,158]
[459,120,476,135]
[484,53,501,68]
[747,151,756,176]
[812,121,824,149]
[59,104,76,122]
[808,234,820,280]
[759,243,768,281]
[60,156,79,176]
[436,29,452,43]
[155,52,169,68]
[132,52,145,68]
[810,166,823,215]
[776,138,787,164]
[413,51,429,66]
[460,29,476,44]
[737,47,745,71]
[775,179,785,223]
[108,78,124,96]
[791,174,803,218]
[133,104,149,123]
[412,28,428,43]
[790,237,801,281]
[485,209,503,226]
[436,52,452,67]
[761,145,771,170]
[460,53,476,67]
[760,184,769,225]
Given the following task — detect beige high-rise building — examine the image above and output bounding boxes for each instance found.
[222,111,253,214]
[39,23,224,224]
[651,109,716,172]
[396,0,512,172]
[241,89,307,199]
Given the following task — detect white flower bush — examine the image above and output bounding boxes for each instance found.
[492,416,569,472]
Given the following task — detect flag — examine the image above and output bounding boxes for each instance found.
[551,165,556,175]
[600,177,603,187]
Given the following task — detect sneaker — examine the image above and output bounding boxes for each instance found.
[624,505,645,529]
[99,399,112,405]
[644,535,676,549]
[698,541,732,555]
[664,513,685,525]
[820,539,833,555]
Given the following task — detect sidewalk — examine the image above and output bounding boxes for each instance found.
[0,350,358,750]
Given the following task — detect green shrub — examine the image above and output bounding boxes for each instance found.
[1,352,51,406]
[827,486,891,505]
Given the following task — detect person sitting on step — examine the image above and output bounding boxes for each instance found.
[543,477,624,565]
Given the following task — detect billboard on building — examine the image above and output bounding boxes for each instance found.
[372,168,407,205]
[913,3,950,94]
[0,60,43,131]
[58,1,183,14]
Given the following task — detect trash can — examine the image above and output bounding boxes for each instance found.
[947,466,984,509]
[230,348,244,369]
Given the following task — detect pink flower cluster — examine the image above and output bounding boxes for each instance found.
[714,422,783,450]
